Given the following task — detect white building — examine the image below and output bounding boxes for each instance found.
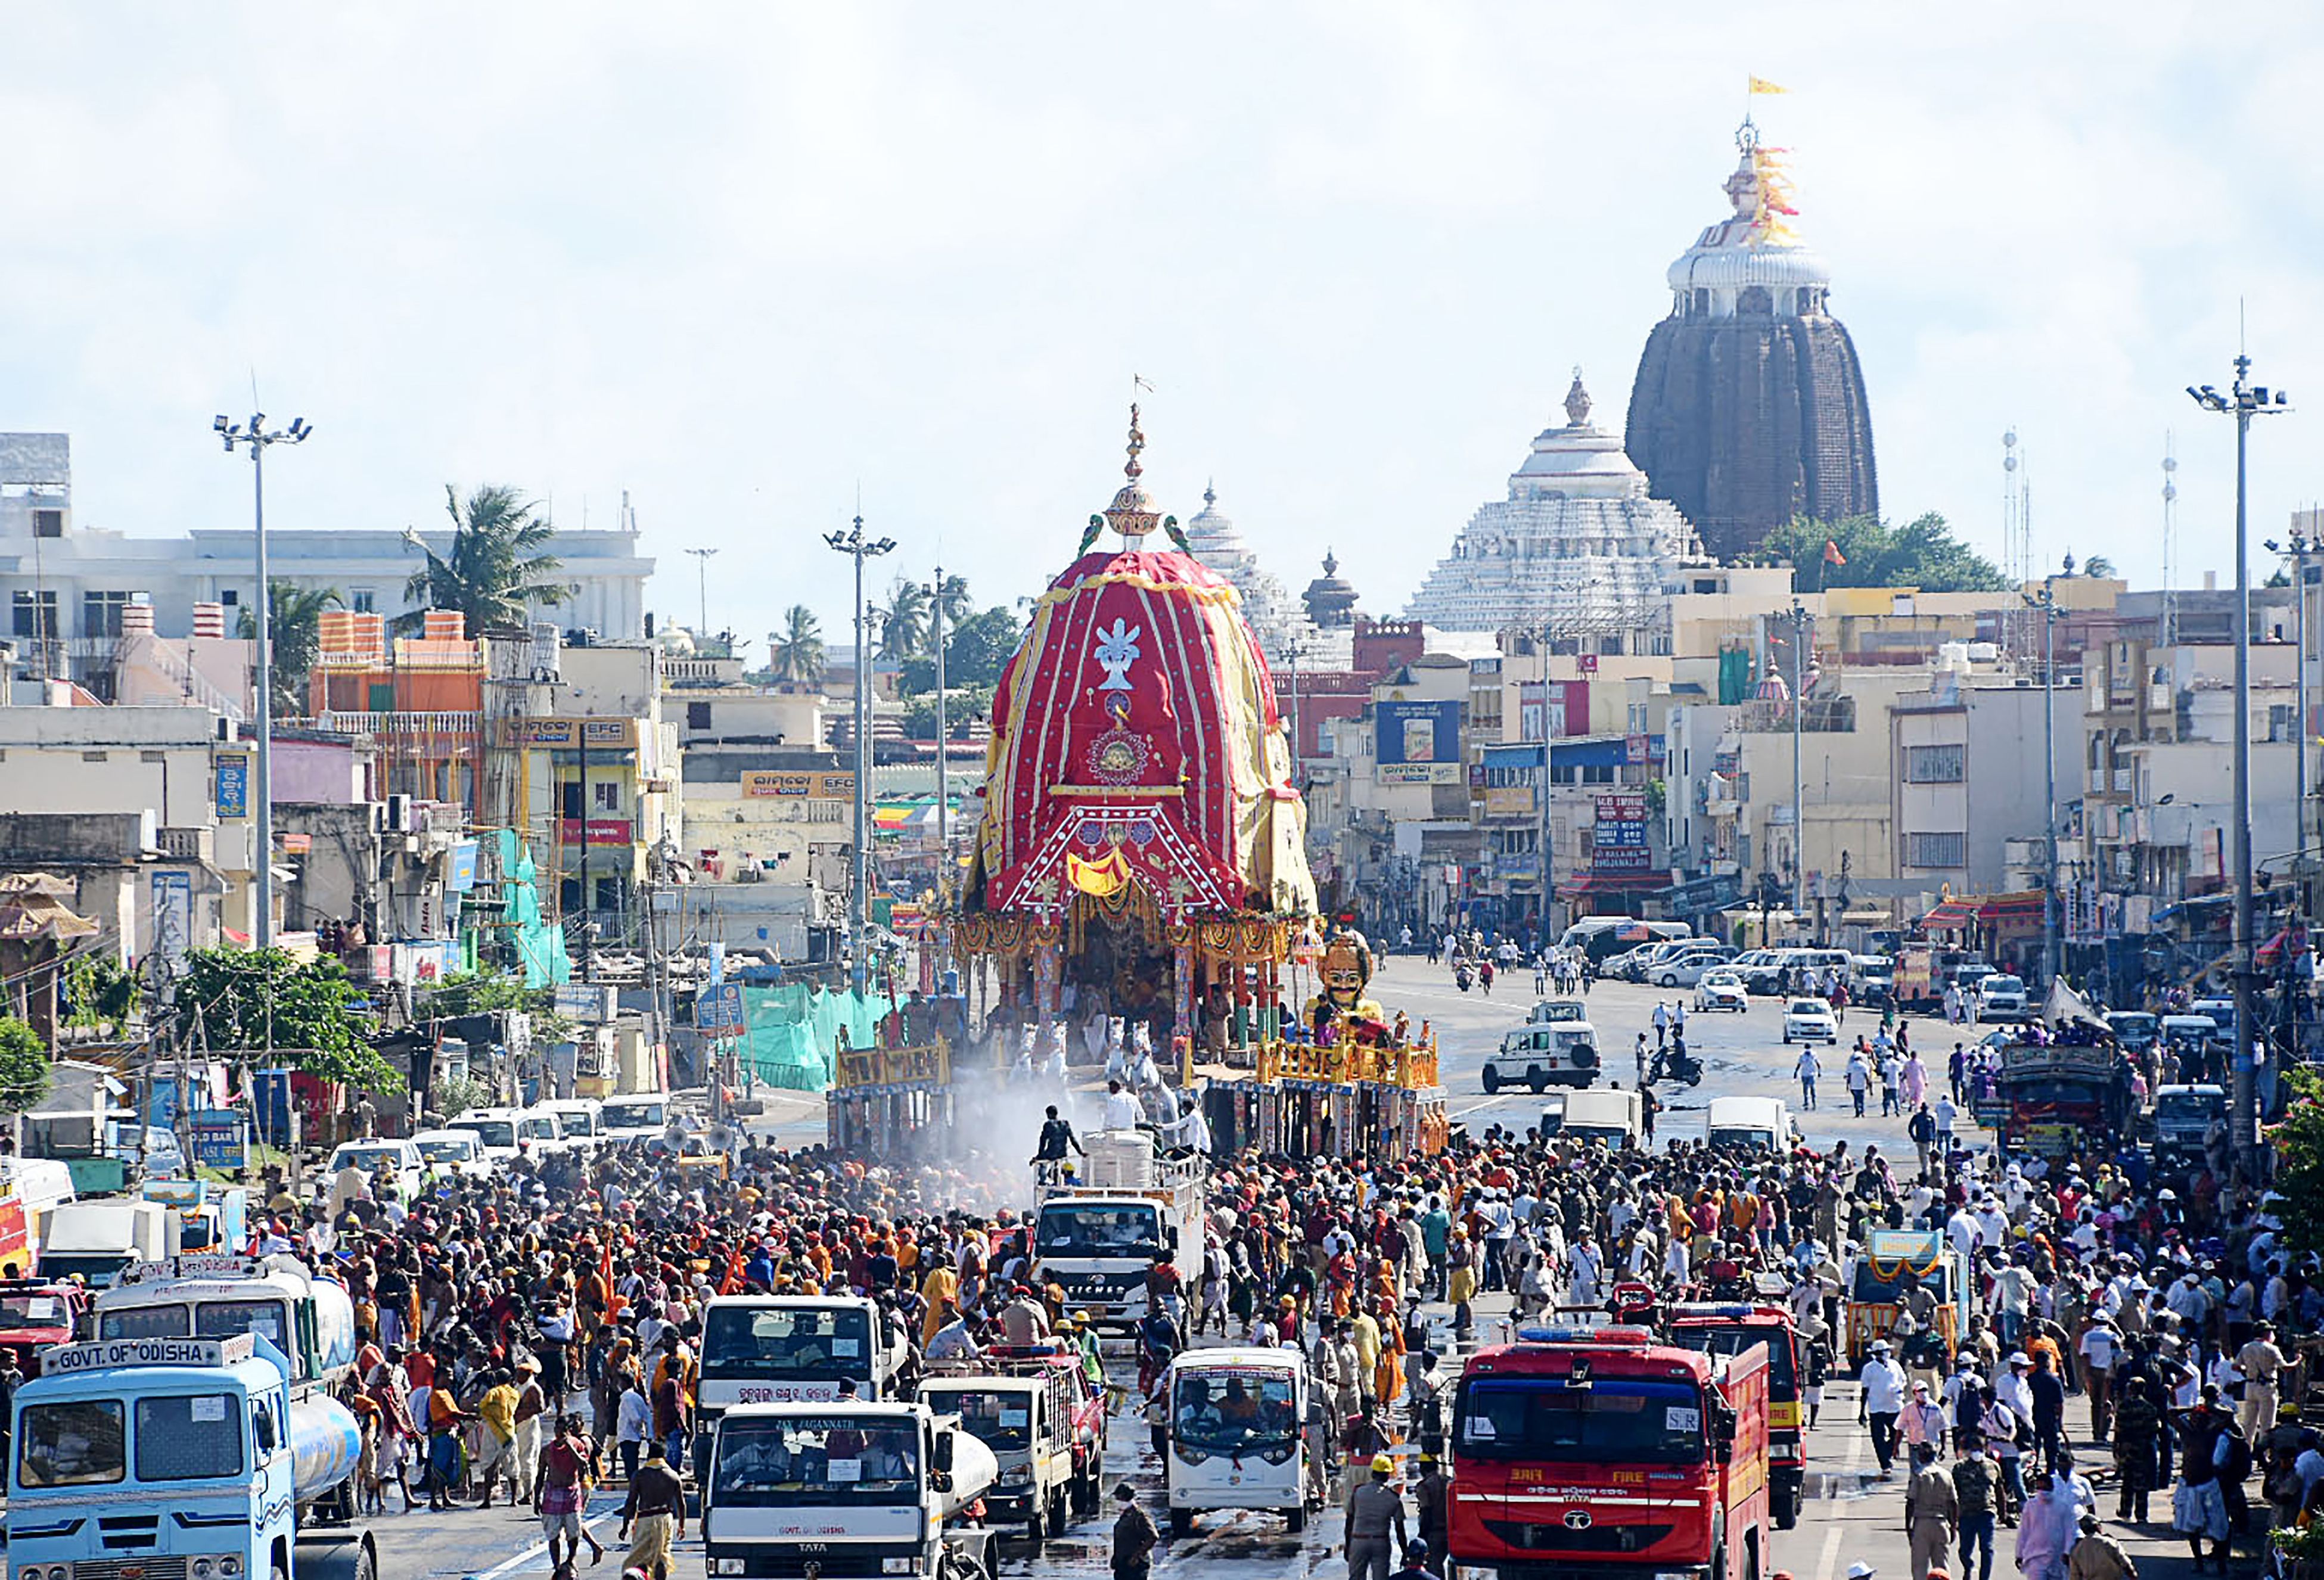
[1404,374,1701,639]
[0,435,654,694]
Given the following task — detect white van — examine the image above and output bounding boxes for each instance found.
[324,1138,426,1202]
[1705,1096,1798,1153]
[445,1106,530,1165]
[598,1092,670,1145]
[1551,1088,1643,1149]
[531,1100,599,1152]
[1483,1010,1601,1093]
[1164,1348,1318,1537]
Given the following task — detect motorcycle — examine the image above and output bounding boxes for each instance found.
[1650,1045,1703,1087]
[1454,963,1475,993]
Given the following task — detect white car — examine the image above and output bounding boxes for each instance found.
[324,1139,426,1202]
[1650,948,1734,989]
[411,1128,496,1180]
[1781,997,1840,1043]
[1975,975,2030,1021]
[1694,969,1750,1013]
[598,1093,671,1146]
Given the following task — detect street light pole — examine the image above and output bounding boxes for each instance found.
[2189,356,2291,1178]
[826,517,896,991]
[213,412,312,952]
[686,547,719,640]
[1787,603,1809,919]
[927,565,949,895]
[2025,573,2062,986]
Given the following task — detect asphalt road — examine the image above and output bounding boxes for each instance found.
[365,960,1993,1580]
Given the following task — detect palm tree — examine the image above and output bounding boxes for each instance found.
[770,605,827,682]
[930,573,973,648]
[398,484,569,635]
[873,578,929,663]
[2081,555,2116,578]
[237,580,341,716]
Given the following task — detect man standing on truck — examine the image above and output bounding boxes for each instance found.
[1033,1105,1085,1179]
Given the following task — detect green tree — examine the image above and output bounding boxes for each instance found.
[237,581,341,716]
[938,606,1026,689]
[399,484,568,635]
[901,683,995,742]
[415,970,573,1042]
[62,953,141,1031]
[770,605,827,683]
[2081,555,2117,578]
[176,948,404,1092]
[0,1017,51,1113]
[1754,512,2010,593]
[2273,1065,2324,1258]
[929,573,974,642]
[872,579,930,665]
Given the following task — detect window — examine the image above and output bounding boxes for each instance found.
[32,509,62,538]
[18,1399,124,1485]
[1907,832,1966,869]
[135,1393,246,1481]
[593,782,620,812]
[1583,764,1615,785]
[82,590,131,639]
[594,876,621,912]
[688,701,713,731]
[220,589,238,607]
[350,590,375,614]
[11,590,57,639]
[1904,744,1965,783]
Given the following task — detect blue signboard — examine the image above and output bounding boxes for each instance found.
[189,1109,247,1170]
[695,981,745,1035]
[448,840,480,892]
[1375,699,1463,766]
[215,753,251,819]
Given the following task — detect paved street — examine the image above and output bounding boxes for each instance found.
[367,963,2204,1580]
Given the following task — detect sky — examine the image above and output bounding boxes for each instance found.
[4,4,2322,650]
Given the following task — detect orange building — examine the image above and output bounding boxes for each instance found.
[307,609,486,806]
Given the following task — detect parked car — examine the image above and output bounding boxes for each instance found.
[324,1138,427,1201]
[1651,946,1737,988]
[1781,997,1840,1043]
[1849,955,1896,1007]
[1975,974,2030,1022]
[2104,1011,2160,1053]
[1694,968,1750,1013]
[411,1127,496,1180]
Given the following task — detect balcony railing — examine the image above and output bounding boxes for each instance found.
[310,710,483,736]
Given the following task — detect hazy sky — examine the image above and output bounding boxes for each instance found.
[5,5,2319,646]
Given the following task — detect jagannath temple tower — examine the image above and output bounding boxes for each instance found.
[1623,119,1878,564]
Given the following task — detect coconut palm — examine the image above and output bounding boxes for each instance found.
[2081,555,2116,578]
[929,573,974,644]
[237,580,341,716]
[397,484,569,635]
[873,578,930,664]
[770,605,827,682]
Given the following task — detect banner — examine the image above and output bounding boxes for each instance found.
[1592,791,1651,874]
[1375,700,1462,783]
[214,753,250,819]
[741,770,857,799]
[508,718,636,748]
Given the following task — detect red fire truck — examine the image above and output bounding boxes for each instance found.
[1664,1302,1804,1529]
[1449,1324,1770,1580]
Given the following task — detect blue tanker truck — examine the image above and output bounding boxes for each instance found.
[8,1331,375,1580]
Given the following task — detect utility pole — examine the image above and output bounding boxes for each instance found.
[2025,573,2063,986]
[686,547,719,642]
[826,517,896,991]
[2188,355,2291,1178]
[1785,603,1810,920]
[927,565,949,897]
[213,412,312,951]
[2269,527,2314,915]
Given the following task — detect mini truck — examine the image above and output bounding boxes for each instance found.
[10,1332,374,1580]
[703,1398,1001,1580]
[918,1344,1107,1545]
[1031,1131,1206,1333]
[695,1295,912,1469]
[1449,1324,1770,1580]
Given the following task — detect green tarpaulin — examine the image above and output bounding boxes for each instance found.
[735,984,899,1092]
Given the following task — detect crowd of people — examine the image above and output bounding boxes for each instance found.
[271,980,2320,1580]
